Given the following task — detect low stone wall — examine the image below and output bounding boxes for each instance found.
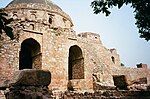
[3,89,150,99]
[51,90,150,99]
[5,86,52,99]
[111,67,150,85]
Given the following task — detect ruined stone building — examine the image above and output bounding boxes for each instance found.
[0,0,150,92]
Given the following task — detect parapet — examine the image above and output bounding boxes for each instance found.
[77,32,102,44]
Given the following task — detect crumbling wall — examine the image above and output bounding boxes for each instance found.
[111,66,150,88]
[77,33,122,87]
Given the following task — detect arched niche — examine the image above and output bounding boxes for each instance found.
[19,38,42,70]
[13,14,18,20]
[48,14,54,24]
[29,24,34,30]
[49,17,52,24]
[30,14,36,20]
[68,45,84,80]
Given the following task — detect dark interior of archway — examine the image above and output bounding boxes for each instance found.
[19,46,32,69]
[19,38,41,70]
[68,45,84,80]
[49,17,52,24]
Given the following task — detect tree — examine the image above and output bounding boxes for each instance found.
[0,9,14,40]
[91,0,150,41]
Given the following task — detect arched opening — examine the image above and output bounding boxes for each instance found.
[111,56,115,64]
[68,45,84,80]
[49,17,52,24]
[19,38,42,70]
[30,14,36,20]
[29,24,34,30]
[48,14,54,24]
[13,14,18,20]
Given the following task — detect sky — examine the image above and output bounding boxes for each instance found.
[0,0,150,67]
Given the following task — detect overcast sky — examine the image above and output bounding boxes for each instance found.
[1,0,150,67]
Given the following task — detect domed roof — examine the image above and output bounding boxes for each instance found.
[7,0,62,11]
[6,0,73,26]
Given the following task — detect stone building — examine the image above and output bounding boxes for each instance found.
[0,0,150,92]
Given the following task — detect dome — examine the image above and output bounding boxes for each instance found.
[7,0,62,11]
[6,0,73,24]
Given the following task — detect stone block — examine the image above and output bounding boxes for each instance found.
[11,69,51,86]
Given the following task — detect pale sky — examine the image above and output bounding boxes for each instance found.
[0,0,150,67]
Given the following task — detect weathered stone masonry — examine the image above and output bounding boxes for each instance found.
[0,0,150,93]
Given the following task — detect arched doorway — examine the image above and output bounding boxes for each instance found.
[68,45,84,80]
[19,38,42,70]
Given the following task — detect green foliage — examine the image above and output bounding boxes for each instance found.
[91,0,150,41]
[0,9,14,40]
